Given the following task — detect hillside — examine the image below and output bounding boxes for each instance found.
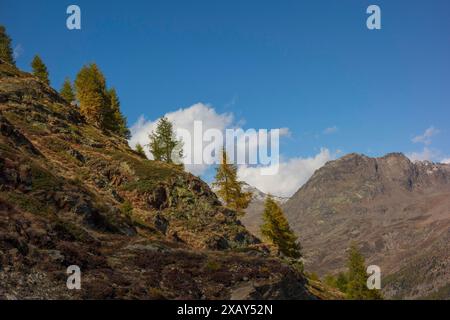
[283,153,450,299]
[0,59,334,300]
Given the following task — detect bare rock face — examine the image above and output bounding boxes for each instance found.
[0,60,329,300]
[283,152,450,299]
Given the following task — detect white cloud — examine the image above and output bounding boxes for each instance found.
[130,104,333,196]
[441,158,450,164]
[406,147,439,162]
[237,148,333,198]
[129,103,233,175]
[407,127,448,163]
[323,126,338,135]
[13,44,23,60]
[412,126,439,145]
[279,127,291,137]
[129,103,291,177]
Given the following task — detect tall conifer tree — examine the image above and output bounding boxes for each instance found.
[213,149,252,215]
[148,117,183,164]
[0,25,15,65]
[60,77,75,103]
[346,244,383,300]
[260,196,301,259]
[74,63,109,127]
[31,55,50,85]
[105,88,130,139]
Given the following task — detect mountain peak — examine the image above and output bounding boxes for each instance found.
[283,152,450,299]
[380,152,408,159]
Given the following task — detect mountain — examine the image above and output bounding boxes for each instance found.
[0,60,337,299]
[241,182,290,205]
[283,153,450,299]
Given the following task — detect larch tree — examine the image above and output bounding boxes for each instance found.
[212,148,252,215]
[346,244,383,300]
[147,116,183,164]
[0,25,15,65]
[105,88,130,139]
[75,64,131,137]
[60,77,75,103]
[74,63,109,127]
[260,196,301,259]
[31,55,50,85]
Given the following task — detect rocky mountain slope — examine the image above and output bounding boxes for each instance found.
[0,60,337,300]
[283,153,450,299]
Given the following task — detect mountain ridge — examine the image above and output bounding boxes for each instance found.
[283,152,450,299]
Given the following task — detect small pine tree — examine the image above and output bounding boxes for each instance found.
[74,63,109,127]
[324,272,348,293]
[135,143,147,159]
[212,148,252,215]
[346,244,383,300]
[260,196,301,259]
[0,25,15,65]
[31,55,50,85]
[147,117,183,164]
[60,77,75,103]
[105,88,130,139]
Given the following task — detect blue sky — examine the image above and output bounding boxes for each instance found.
[2,0,450,195]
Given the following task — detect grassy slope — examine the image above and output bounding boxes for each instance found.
[0,60,339,300]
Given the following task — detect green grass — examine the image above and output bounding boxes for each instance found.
[113,152,181,193]
[123,180,159,193]
[28,121,49,134]
[0,191,52,216]
[30,163,61,191]
[2,112,48,135]
[57,149,83,165]
[45,138,69,153]
[81,125,107,143]
[52,219,92,242]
